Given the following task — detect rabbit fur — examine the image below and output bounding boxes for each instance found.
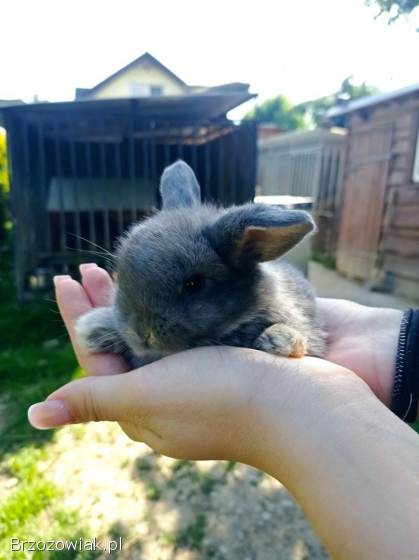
[76,160,326,368]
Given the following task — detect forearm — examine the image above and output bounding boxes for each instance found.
[250,359,419,560]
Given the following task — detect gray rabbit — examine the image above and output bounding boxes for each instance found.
[76,160,326,368]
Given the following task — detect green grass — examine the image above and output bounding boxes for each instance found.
[0,253,94,559]
[165,514,207,551]
[0,252,79,457]
[311,249,336,270]
[0,446,99,559]
[145,483,161,501]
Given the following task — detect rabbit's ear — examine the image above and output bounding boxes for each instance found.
[159,160,201,209]
[208,204,314,269]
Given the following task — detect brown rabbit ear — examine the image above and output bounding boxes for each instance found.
[207,204,314,269]
[159,160,201,210]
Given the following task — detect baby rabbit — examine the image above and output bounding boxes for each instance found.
[76,160,326,368]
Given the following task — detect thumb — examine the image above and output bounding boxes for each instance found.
[28,371,143,429]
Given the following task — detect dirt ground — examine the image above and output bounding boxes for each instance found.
[309,261,416,310]
[44,422,328,560]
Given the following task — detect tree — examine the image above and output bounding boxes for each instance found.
[296,76,378,126]
[246,77,377,131]
[244,95,308,132]
[365,0,419,22]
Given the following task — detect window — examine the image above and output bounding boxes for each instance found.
[129,83,164,97]
[412,127,419,183]
[150,85,163,96]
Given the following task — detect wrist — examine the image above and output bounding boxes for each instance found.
[245,355,374,483]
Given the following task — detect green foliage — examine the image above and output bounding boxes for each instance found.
[365,0,419,22]
[135,458,153,472]
[177,514,206,550]
[311,250,336,270]
[0,129,8,192]
[145,482,161,501]
[165,514,207,551]
[244,95,308,131]
[0,129,10,247]
[246,77,378,130]
[6,446,48,482]
[225,460,236,473]
[296,76,378,126]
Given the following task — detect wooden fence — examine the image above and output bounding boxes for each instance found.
[257,128,347,257]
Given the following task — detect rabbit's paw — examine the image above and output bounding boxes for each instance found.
[255,324,308,358]
[75,307,124,354]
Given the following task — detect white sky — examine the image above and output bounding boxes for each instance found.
[1,0,419,119]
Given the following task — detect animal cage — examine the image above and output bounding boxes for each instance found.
[2,96,257,299]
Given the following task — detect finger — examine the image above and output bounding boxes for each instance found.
[54,275,127,375]
[80,264,114,307]
[28,370,143,428]
[54,275,92,341]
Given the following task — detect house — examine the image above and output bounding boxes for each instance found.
[75,52,248,101]
[328,83,419,301]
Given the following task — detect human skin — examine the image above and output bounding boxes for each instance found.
[28,265,419,559]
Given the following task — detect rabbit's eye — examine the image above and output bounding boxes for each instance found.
[183,274,205,295]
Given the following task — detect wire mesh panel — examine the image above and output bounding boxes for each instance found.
[5,104,257,299]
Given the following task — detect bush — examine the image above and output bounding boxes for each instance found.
[0,129,10,248]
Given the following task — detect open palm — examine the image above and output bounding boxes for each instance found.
[55,264,401,405]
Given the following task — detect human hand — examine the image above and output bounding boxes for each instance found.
[52,263,129,376]
[317,298,402,405]
[51,265,402,405]
[28,263,372,465]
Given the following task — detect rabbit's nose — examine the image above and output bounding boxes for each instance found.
[145,331,157,347]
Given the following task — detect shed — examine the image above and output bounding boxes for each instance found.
[2,92,257,299]
[328,84,419,301]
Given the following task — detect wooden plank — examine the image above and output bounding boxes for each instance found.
[386,226,419,239]
[390,154,409,172]
[384,233,419,256]
[389,275,419,302]
[391,205,419,228]
[395,113,413,132]
[388,169,406,185]
[390,186,419,205]
[392,138,411,155]
[348,95,419,132]
[384,254,419,281]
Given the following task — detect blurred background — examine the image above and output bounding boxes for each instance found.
[1,0,418,558]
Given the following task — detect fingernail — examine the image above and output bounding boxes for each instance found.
[53,275,71,286]
[79,263,98,274]
[28,400,72,430]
